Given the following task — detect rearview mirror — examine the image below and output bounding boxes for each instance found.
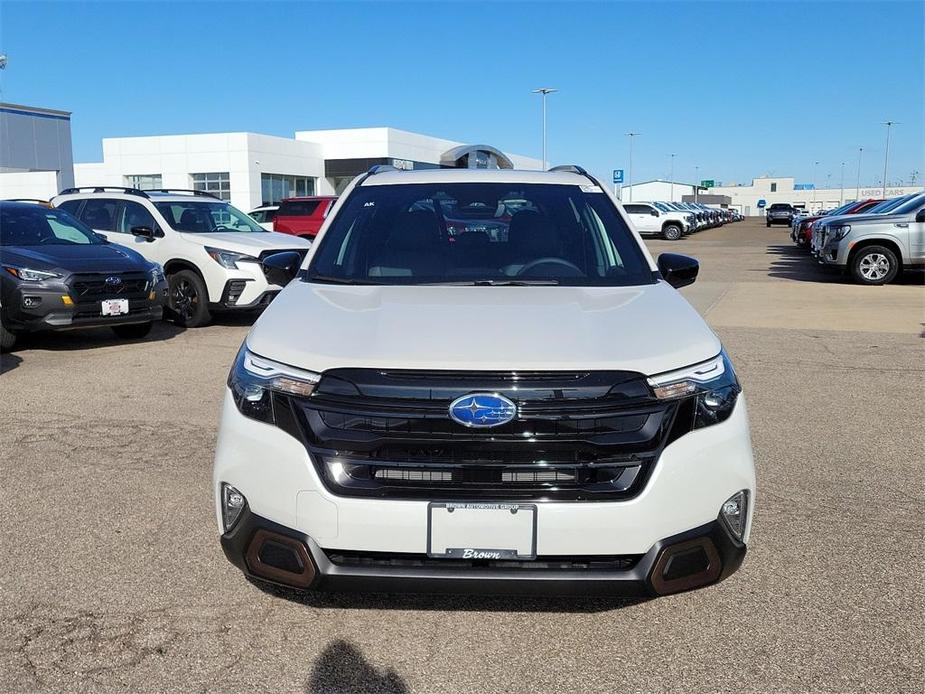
[131,225,156,241]
[262,251,302,286]
[657,253,699,289]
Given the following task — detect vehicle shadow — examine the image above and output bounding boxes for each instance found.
[764,244,843,283]
[765,244,925,285]
[248,577,650,614]
[10,319,187,352]
[0,352,23,375]
[307,640,407,694]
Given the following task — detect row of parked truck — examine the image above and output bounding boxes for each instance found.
[786,193,925,284]
[620,201,743,240]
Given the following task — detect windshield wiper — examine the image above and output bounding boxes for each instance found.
[421,279,561,286]
[307,275,384,285]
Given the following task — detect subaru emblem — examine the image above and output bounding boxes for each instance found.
[104,276,122,286]
[449,393,517,428]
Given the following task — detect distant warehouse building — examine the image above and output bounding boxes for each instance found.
[0,116,540,211]
[619,176,922,216]
[0,102,75,198]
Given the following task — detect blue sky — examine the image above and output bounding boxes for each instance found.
[1,1,922,188]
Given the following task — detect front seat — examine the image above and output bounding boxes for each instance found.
[369,210,446,278]
[180,208,210,232]
[503,209,562,275]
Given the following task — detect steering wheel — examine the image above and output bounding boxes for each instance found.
[515,257,583,277]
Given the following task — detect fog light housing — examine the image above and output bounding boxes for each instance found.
[221,483,247,532]
[720,490,749,541]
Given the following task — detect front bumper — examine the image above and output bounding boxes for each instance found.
[213,390,756,595]
[220,507,746,597]
[1,280,166,333]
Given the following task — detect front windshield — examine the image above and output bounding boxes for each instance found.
[824,201,857,216]
[154,201,265,233]
[0,205,101,246]
[307,182,655,286]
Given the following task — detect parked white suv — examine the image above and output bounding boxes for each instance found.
[213,165,755,597]
[622,202,692,240]
[53,188,311,326]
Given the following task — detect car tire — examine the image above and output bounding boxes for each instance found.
[766,221,771,227]
[168,270,212,327]
[851,245,899,286]
[662,224,682,241]
[0,321,17,353]
[111,322,153,340]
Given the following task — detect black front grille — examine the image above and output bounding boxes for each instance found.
[71,272,149,299]
[324,549,641,571]
[276,369,691,501]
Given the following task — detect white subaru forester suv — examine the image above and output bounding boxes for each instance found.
[52,188,311,327]
[214,165,755,597]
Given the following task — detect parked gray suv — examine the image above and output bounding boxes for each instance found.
[817,193,925,284]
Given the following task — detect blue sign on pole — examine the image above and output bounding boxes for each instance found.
[613,169,624,184]
[757,199,767,208]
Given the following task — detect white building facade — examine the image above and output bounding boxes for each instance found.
[56,127,539,212]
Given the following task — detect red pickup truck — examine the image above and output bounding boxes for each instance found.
[273,196,337,239]
[792,198,882,247]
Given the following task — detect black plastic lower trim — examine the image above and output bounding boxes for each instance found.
[220,507,746,597]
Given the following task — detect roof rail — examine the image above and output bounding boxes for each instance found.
[548,164,589,176]
[149,188,220,199]
[367,164,397,175]
[57,186,149,198]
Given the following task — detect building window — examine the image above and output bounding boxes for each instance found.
[770,183,777,192]
[125,174,162,190]
[260,173,315,205]
[191,172,231,200]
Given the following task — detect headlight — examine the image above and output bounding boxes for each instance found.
[205,246,258,269]
[648,350,741,429]
[3,266,62,282]
[228,345,321,423]
[831,224,851,241]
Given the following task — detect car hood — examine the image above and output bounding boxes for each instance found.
[246,281,721,377]
[180,231,311,254]
[0,243,150,274]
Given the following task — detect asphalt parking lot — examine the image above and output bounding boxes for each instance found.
[1,218,923,694]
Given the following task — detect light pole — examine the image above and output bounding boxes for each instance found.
[812,161,819,206]
[532,88,557,170]
[669,153,676,202]
[625,132,640,201]
[856,147,863,200]
[882,121,899,197]
[839,161,845,205]
[694,165,699,202]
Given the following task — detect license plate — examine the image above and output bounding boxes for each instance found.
[428,502,536,560]
[101,299,129,316]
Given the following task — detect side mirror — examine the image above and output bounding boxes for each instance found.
[916,209,925,223]
[262,251,302,286]
[657,253,699,289]
[650,210,659,217]
[131,225,156,241]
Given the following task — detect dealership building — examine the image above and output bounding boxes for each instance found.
[0,102,75,197]
[619,176,923,216]
[0,107,541,211]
